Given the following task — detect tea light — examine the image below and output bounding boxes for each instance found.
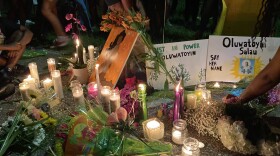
[186,94,197,109]
[47,58,56,73]
[101,86,111,113]
[28,62,40,86]
[213,82,220,88]
[88,45,94,60]
[110,89,120,112]
[87,82,98,99]
[232,84,237,89]
[19,82,30,101]
[143,118,164,141]
[83,48,87,64]
[181,137,200,156]
[23,75,36,89]
[43,78,53,90]
[51,70,64,99]
[72,86,85,105]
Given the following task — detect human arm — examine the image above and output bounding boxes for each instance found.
[238,47,280,103]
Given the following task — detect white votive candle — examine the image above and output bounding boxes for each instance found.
[19,82,30,101]
[88,45,94,60]
[110,89,120,112]
[72,86,85,105]
[43,78,53,90]
[28,62,40,86]
[23,75,36,89]
[51,70,64,99]
[186,94,197,109]
[101,86,111,113]
[143,118,164,141]
[47,58,56,73]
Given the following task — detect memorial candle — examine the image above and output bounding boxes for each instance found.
[19,82,30,101]
[142,118,164,141]
[109,89,120,112]
[138,83,147,120]
[76,39,79,54]
[88,45,94,61]
[23,75,36,89]
[43,78,53,90]
[95,64,101,97]
[87,82,98,99]
[101,86,111,113]
[51,70,64,99]
[72,86,85,105]
[83,48,87,64]
[28,62,40,86]
[174,82,183,121]
[47,58,56,73]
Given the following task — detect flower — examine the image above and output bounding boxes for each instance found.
[65,13,87,38]
[65,13,73,20]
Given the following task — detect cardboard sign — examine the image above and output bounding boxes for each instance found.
[146,39,209,89]
[89,27,139,88]
[206,36,280,82]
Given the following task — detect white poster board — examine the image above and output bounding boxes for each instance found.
[206,35,280,82]
[146,39,208,89]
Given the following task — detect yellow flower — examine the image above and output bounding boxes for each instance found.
[102,14,109,20]
[126,15,133,24]
[133,12,142,23]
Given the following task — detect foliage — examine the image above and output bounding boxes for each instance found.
[58,56,87,69]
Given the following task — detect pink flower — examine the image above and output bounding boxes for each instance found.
[81,25,87,31]
[65,13,73,20]
[116,107,127,121]
[72,33,78,40]
[65,23,72,32]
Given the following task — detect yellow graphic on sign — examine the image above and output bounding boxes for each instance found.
[231,56,263,79]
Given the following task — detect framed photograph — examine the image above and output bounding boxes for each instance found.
[89,26,139,88]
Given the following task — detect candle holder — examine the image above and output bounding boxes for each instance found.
[138,83,147,120]
[101,86,111,113]
[72,86,85,105]
[172,119,188,145]
[194,83,207,102]
[142,118,164,141]
[47,58,56,73]
[19,82,30,101]
[51,70,64,99]
[87,81,98,99]
[70,80,82,89]
[186,93,197,109]
[110,89,120,112]
[181,137,200,156]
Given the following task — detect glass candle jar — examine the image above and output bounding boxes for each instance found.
[172,119,188,145]
[194,83,207,101]
[181,137,200,156]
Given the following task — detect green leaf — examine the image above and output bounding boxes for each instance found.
[164,79,169,91]
[74,123,87,137]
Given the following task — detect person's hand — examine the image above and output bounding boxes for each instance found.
[7,50,18,58]
[222,94,240,104]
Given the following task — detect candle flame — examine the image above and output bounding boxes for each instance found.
[214,82,220,88]
[139,84,145,91]
[27,75,32,79]
[44,78,52,83]
[176,81,181,92]
[95,64,99,69]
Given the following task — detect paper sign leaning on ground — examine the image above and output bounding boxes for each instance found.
[146,39,209,90]
[206,36,280,82]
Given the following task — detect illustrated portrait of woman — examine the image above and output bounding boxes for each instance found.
[99,30,126,74]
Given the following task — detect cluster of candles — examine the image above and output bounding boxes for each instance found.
[19,59,65,101]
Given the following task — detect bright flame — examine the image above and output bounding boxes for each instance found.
[44,78,52,83]
[76,39,80,46]
[176,81,181,92]
[95,64,99,69]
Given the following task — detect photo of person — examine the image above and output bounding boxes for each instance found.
[89,27,139,88]
[240,58,254,75]
[98,30,126,74]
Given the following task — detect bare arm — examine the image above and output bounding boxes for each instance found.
[239,47,280,103]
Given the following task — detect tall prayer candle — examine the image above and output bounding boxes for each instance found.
[28,62,40,86]
[95,64,101,98]
[23,75,36,89]
[101,86,111,113]
[19,82,30,101]
[174,83,183,121]
[47,58,56,73]
[83,48,87,64]
[138,83,147,120]
[88,45,94,61]
[87,82,98,99]
[51,70,64,99]
[72,86,85,105]
[43,78,53,90]
[110,89,120,112]
[76,39,79,54]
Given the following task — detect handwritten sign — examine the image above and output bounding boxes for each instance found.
[146,39,208,89]
[206,35,280,82]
